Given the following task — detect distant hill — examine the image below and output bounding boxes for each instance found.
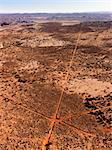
[0,12,112,25]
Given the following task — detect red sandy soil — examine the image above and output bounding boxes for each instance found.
[0,21,112,150]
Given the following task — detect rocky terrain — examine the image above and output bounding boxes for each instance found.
[0,19,112,150]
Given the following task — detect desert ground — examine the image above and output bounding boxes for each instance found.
[0,16,112,150]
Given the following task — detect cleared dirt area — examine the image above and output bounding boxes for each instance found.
[0,20,112,150]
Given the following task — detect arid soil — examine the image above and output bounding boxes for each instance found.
[0,21,112,150]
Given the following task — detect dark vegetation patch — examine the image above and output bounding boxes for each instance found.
[25,27,36,32]
[84,93,112,126]
[37,45,75,60]
[31,45,76,63]
[15,40,23,46]
[14,74,27,83]
[39,44,74,53]
[82,21,112,29]
[20,23,34,27]
[102,37,112,41]
[62,24,93,33]
[40,22,93,33]
[1,22,10,26]
[104,42,112,48]
[78,45,102,54]
[40,21,112,34]
[40,22,62,33]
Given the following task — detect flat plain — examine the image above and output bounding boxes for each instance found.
[0,14,112,150]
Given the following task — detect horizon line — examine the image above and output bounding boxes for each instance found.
[0,11,112,14]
